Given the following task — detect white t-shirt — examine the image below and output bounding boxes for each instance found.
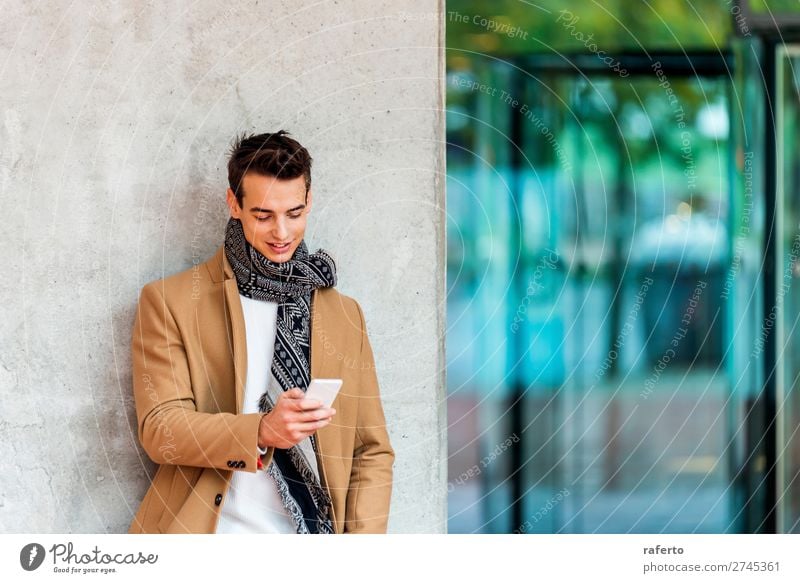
[215,295,297,534]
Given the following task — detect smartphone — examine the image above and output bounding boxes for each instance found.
[304,378,343,409]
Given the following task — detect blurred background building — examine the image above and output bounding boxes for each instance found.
[445,0,800,533]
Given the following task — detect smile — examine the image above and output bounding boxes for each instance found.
[268,242,291,253]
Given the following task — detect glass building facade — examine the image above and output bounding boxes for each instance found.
[446,0,800,533]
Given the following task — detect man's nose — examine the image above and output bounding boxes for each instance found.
[274,217,289,239]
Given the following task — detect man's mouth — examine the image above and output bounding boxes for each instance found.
[268,241,292,253]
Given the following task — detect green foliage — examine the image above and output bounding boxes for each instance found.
[446,0,733,58]
[748,0,800,13]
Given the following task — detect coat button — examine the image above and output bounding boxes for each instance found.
[238,461,246,468]
[214,494,223,506]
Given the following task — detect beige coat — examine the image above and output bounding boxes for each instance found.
[128,245,394,533]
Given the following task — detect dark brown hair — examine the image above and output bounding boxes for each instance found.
[227,130,312,206]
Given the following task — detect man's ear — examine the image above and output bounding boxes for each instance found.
[305,188,313,214]
[226,188,241,218]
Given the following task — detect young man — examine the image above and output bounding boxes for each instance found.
[128,131,394,534]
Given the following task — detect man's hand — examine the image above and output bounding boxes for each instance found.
[258,387,336,449]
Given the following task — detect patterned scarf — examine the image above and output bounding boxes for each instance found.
[224,217,337,534]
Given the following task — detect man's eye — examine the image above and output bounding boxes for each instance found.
[255,216,271,222]
[289,213,301,219]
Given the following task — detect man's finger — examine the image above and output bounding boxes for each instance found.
[297,397,323,410]
[285,398,309,412]
[292,419,332,432]
[295,408,335,422]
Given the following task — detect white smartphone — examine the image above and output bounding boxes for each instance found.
[305,378,343,409]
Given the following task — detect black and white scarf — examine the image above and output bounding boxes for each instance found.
[224,217,337,534]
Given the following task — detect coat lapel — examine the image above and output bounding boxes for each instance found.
[223,278,247,414]
[310,289,336,464]
[309,288,329,383]
[308,288,339,532]
[211,245,248,415]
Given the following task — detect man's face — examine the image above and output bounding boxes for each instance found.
[226,172,312,263]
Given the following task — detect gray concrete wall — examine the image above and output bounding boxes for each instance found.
[0,1,445,533]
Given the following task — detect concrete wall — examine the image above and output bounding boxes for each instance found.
[0,1,445,533]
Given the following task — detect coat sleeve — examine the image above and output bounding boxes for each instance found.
[343,300,395,533]
[131,282,274,473]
